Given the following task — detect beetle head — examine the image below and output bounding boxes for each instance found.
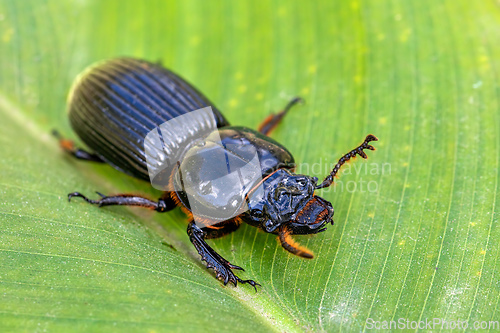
[247,169,334,234]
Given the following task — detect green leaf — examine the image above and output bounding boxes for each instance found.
[1,0,499,331]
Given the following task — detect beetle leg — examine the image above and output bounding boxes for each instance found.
[278,225,314,259]
[316,134,378,189]
[52,130,105,163]
[258,97,303,136]
[68,192,176,212]
[187,221,260,290]
[204,220,243,270]
[204,219,241,240]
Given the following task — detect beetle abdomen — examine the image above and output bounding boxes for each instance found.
[68,57,229,180]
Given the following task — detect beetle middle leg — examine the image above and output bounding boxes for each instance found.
[52,130,105,163]
[187,220,260,290]
[68,192,176,212]
[258,97,303,136]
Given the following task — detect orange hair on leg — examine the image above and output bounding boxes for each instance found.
[278,226,314,259]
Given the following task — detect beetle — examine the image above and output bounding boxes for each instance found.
[55,57,377,289]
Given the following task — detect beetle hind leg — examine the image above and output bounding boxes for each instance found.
[68,191,176,212]
[187,221,260,290]
[258,97,303,136]
[52,130,105,162]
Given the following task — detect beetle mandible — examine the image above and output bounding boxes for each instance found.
[55,58,378,289]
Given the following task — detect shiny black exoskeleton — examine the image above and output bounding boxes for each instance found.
[55,58,377,289]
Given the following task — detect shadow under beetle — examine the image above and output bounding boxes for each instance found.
[55,58,378,290]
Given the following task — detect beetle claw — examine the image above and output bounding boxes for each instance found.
[228,263,245,271]
[235,277,261,292]
[68,192,94,203]
[188,221,260,290]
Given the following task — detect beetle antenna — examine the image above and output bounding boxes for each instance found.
[278,225,314,258]
[316,134,378,189]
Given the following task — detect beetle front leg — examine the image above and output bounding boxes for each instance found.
[187,221,260,290]
[68,192,176,212]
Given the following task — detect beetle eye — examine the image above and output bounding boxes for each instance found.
[251,209,264,219]
[274,186,301,201]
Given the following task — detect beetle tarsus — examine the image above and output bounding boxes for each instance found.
[68,192,95,204]
[233,276,261,292]
[68,192,175,212]
[283,96,304,112]
[187,221,259,290]
[316,134,378,189]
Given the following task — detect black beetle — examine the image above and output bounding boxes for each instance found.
[55,58,377,289]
